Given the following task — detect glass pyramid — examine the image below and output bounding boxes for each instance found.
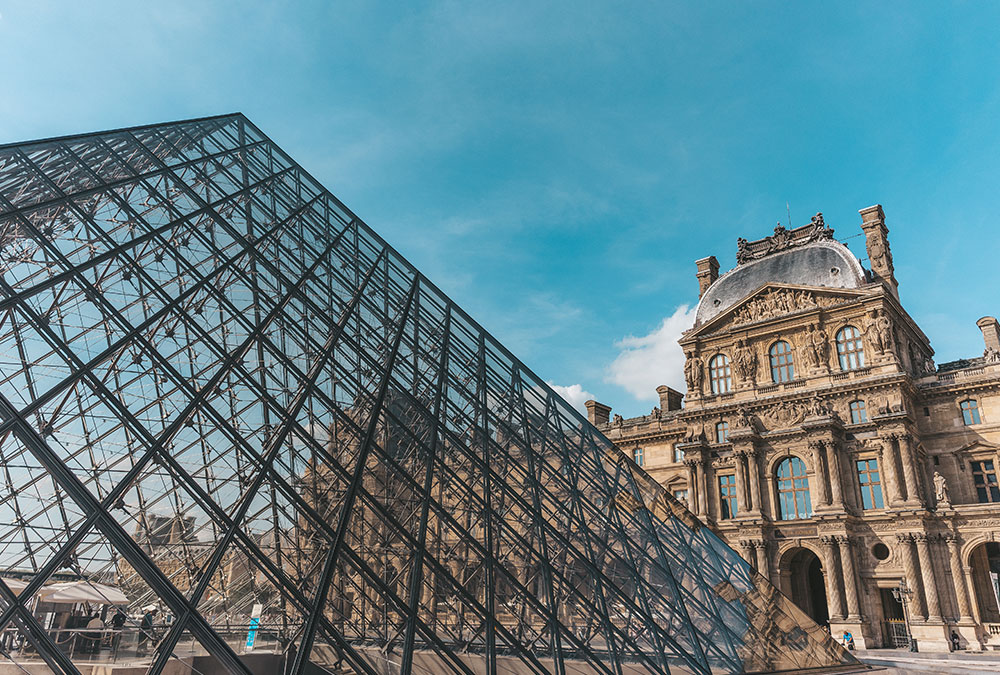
[0,114,858,674]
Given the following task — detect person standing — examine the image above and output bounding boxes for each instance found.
[84,614,104,654]
[110,607,126,655]
[138,608,157,655]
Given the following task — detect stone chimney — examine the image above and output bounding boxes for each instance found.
[585,400,611,427]
[977,316,1000,353]
[656,385,684,412]
[859,204,898,296]
[695,256,719,298]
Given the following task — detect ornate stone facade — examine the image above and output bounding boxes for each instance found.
[590,205,1000,652]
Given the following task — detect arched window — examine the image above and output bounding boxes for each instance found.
[960,399,981,425]
[715,421,729,443]
[836,325,865,370]
[849,399,867,424]
[776,457,812,520]
[709,354,732,394]
[769,340,795,382]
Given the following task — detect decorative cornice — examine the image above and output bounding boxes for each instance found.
[735,214,835,265]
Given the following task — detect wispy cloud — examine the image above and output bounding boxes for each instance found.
[546,382,595,413]
[605,304,696,401]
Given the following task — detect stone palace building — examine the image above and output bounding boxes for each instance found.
[587,205,1000,652]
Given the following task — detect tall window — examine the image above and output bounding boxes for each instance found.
[856,459,884,509]
[776,457,812,520]
[971,460,1000,503]
[715,421,729,443]
[634,447,644,467]
[673,446,684,463]
[769,340,795,383]
[836,325,865,370]
[961,399,981,425]
[849,399,868,424]
[709,354,732,394]
[718,474,737,519]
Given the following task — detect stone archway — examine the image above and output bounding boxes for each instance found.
[779,546,829,626]
[969,541,1000,624]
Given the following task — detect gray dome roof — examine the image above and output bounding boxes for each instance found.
[694,240,867,326]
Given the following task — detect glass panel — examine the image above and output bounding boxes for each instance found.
[0,116,858,674]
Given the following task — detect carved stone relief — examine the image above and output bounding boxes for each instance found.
[731,289,839,327]
[758,399,808,429]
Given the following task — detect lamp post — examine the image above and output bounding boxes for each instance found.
[892,578,917,652]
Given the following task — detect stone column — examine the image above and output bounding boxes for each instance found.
[820,536,845,620]
[877,438,904,505]
[748,448,762,515]
[963,565,981,625]
[754,539,770,579]
[734,451,748,515]
[809,441,830,506]
[915,533,942,622]
[739,540,755,566]
[897,534,927,620]
[684,458,700,515]
[825,440,845,510]
[946,535,973,622]
[696,460,709,519]
[897,434,924,507]
[837,536,861,620]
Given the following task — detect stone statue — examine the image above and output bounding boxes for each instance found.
[811,324,830,366]
[733,339,758,383]
[864,311,883,354]
[807,394,830,418]
[684,352,704,393]
[933,471,950,506]
[985,346,1000,364]
[734,406,754,430]
[612,414,624,427]
[803,323,820,368]
[876,309,895,355]
[736,237,750,264]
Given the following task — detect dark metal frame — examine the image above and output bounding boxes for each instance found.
[0,115,854,674]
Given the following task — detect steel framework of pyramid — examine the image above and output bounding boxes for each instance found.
[0,114,857,674]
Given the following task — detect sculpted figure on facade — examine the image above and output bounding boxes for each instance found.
[933,471,951,506]
[760,399,806,429]
[864,311,883,354]
[733,339,758,384]
[684,352,704,394]
[734,405,756,430]
[875,308,895,357]
[812,323,830,368]
[985,346,1000,364]
[732,289,825,326]
[867,230,893,274]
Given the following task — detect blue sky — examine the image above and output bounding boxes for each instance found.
[2,2,999,417]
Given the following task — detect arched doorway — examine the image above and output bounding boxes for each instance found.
[969,542,1000,624]
[780,547,829,626]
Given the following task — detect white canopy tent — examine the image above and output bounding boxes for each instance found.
[34,581,128,605]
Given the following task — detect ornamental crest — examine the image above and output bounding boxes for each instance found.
[736,213,835,265]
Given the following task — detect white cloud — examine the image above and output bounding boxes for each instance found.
[606,304,697,401]
[546,382,595,413]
